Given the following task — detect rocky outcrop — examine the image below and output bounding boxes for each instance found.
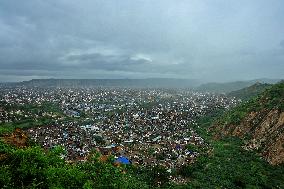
[1,128,28,148]
[213,82,284,165]
[214,109,284,165]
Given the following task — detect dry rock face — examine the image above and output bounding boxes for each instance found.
[215,109,284,165]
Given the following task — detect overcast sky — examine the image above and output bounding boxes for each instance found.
[0,0,284,82]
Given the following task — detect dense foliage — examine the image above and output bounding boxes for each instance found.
[181,114,284,188]
[0,141,148,189]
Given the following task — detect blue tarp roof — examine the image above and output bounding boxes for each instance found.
[115,156,131,164]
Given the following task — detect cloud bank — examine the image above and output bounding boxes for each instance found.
[0,0,283,82]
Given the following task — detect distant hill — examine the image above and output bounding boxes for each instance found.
[227,82,272,101]
[196,79,281,93]
[0,82,18,88]
[17,78,200,88]
[212,81,284,165]
[2,78,282,90]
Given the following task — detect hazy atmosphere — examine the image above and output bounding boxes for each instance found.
[0,0,284,82]
[1,2,284,188]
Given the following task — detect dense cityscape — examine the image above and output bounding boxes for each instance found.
[1,0,284,187]
[0,87,239,171]
[1,81,284,188]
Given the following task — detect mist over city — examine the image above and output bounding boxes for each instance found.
[0,1,284,188]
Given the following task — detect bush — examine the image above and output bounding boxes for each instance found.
[0,143,149,189]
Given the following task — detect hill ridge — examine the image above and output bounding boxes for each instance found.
[213,82,284,165]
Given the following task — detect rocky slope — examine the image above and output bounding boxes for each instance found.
[213,82,284,165]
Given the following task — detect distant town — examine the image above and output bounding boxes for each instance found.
[0,86,240,174]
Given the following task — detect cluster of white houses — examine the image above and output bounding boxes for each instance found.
[1,86,239,169]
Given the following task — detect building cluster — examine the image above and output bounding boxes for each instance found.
[0,86,240,170]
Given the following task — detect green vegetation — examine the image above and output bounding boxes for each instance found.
[263,82,284,111]
[126,165,171,188]
[0,117,54,135]
[180,113,284,188]
[0,101,63,133]
[1,101,63,116]
[186,138,284,188]
[178,82,284,188]
[228,83,272,101]
[0,142,148,189]
[219,82,284,125]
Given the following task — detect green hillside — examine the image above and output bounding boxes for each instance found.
[196,79,280,93]
[227,82,272,101]
[196,81,257,93]
[219,81,284,126]
[181,82,284,188]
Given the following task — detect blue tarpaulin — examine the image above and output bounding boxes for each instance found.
[115,156,131,164]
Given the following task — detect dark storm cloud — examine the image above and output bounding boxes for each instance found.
[0,0,284,82]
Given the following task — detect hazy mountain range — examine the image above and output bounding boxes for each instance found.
[0,78,282,93]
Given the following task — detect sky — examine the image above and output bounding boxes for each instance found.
[0,0,284,82]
